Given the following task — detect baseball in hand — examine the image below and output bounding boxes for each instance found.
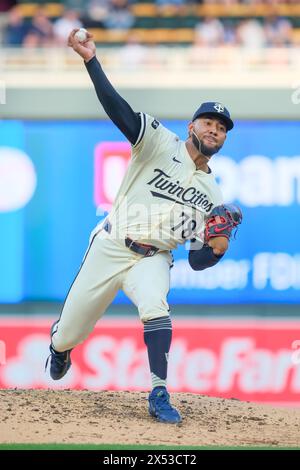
[74,28,88,43]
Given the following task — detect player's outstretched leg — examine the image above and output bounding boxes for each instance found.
[45,229,128,381]
[45,320,72,380]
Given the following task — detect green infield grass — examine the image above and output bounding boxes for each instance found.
[0,444,299,451]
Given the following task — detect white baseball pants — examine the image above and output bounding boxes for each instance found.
[51,228,172,352]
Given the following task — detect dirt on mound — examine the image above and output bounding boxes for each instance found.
[0,389,300,448]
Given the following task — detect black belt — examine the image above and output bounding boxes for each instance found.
[125,238,159,257]
[103,221,159,258]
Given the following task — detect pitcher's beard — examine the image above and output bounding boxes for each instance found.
[192,132,221,158]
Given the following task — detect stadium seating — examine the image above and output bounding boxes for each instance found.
[16,2,300,19]
[12,2,300,45]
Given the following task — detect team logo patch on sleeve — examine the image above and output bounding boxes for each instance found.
[151,119,160,129]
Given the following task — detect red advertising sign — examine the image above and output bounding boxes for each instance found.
[0,317,300,406]
[94,142,130,211]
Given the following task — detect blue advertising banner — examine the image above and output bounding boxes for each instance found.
[0,119,299,303]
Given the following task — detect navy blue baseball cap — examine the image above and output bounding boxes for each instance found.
[192,102,234,131]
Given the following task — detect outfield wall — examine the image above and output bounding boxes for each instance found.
[1,317,300,406]
[1,119,300,304]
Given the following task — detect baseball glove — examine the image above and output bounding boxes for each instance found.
[205,204,242,242]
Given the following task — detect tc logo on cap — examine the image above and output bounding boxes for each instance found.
[213,103,225,113]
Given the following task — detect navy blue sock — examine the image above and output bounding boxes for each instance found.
[144,316,172,389]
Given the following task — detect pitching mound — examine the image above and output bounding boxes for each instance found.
[0,389,300,448]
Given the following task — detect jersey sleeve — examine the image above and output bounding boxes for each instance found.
[189,244,224,271]
[85,56,140,144]
[131,113,177,163]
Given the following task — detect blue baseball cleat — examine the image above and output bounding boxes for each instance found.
[47,344,72,380]
[148,386,182,424]
[45,320,72,380]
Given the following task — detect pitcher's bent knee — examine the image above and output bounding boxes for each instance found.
[52,328,88,352]
[139,301,170,323]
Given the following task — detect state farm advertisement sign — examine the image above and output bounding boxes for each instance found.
[0,317,300,405]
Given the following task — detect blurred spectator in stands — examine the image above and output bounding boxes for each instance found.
[84,0,110,28]
[200,0,291,3]
[53,9,83,45]
[222,19,238,45]
[103,0,135,30]
[194,17,225,47]
[23,9,54,47]
[189,28,232,67]
[264,16,292,47]
[0,0,16,13]
[3,5,28,46]
[156,0,186,15]
[189,32,211,66]
[200,0,237,3]
[120,32,147,68]
[22,32,40,48]
[63,0,86,15]
[236,19,266,48]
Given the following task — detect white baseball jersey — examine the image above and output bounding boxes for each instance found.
[52,113,225,352]
[100,113,223,251]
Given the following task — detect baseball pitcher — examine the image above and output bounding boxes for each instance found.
[46,29,242,424]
